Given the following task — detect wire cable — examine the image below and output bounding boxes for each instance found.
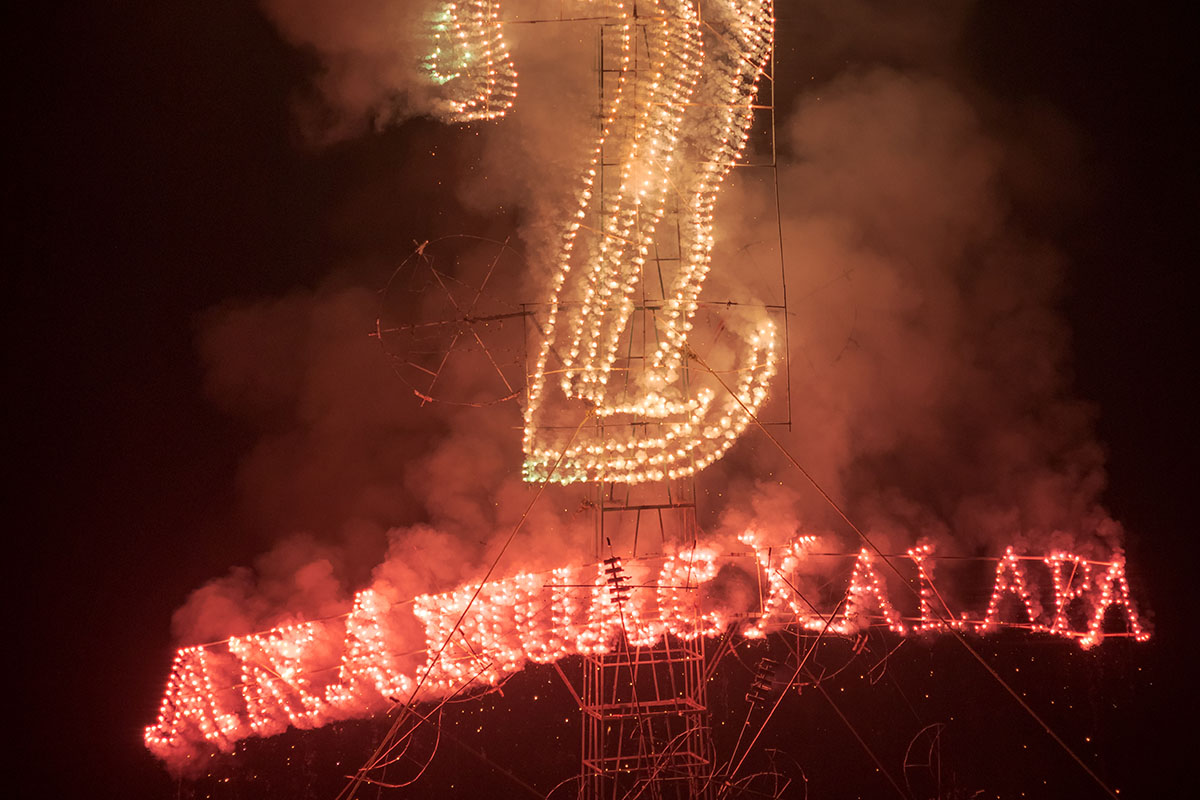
[688,347,1120,800]
[338,411,593,799]
[808,673,908,798]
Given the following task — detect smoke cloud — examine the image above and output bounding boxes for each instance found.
[173,0,1121,645]
[176,280,593,643]
[708,63,1116,560]
[258,0,441,144]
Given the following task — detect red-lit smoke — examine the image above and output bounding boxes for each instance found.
[147,533,1146,770]
[156,0,1143,768]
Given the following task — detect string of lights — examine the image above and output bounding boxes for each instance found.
[519,0,780,485]
[144,536,1148,767]
[144,5,1154,794]
[426,1,517,121]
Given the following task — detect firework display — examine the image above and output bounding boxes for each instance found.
[426,1,517,121]
[135,4,1158,796]
[497,0,780,485]
[145,536,1147,767]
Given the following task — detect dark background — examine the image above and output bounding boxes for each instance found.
[12,2,1194,798]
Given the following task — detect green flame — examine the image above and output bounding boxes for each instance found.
[424,4,474,86]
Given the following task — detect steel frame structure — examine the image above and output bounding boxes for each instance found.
[579,8,716,798]
[539,4,786,797]
[583,480,714,800]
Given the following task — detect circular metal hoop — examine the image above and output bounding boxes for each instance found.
[375,235,529,408]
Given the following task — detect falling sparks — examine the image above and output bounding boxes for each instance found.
[145,537,1149,768]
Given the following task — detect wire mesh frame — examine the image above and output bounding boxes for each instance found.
[375,235,529,407]
[587,482,710,798]
[581,633,711,800]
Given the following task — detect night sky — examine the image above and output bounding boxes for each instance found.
[14,2,1196,799]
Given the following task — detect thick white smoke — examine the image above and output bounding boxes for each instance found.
[258,0,440,143]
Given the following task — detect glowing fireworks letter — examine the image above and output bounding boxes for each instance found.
[835,549,906,635]
[463,579,528,678]
[577,563,624,654]
[908,544,942,632]
[908,544,964,632]
[1080,555,1150,648]
[522,1,779,485]
[540,566,590,660]
[513,571,568,663]
[740,531,819,637]
[1043,552,1093,638]
[228,622,329,736]
[144,646,245,758]
[978,546,1041,633]
[608,558,665,647]
[326,589,414,708]
[658,545,723,640]
[413,584,485,691]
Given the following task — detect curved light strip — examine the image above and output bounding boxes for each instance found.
[523,0,778,484]
[426,1,517,121]
[421,1,777,484]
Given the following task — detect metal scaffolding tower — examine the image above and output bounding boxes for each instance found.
[583,482,713,799]
[525,4,787,796]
